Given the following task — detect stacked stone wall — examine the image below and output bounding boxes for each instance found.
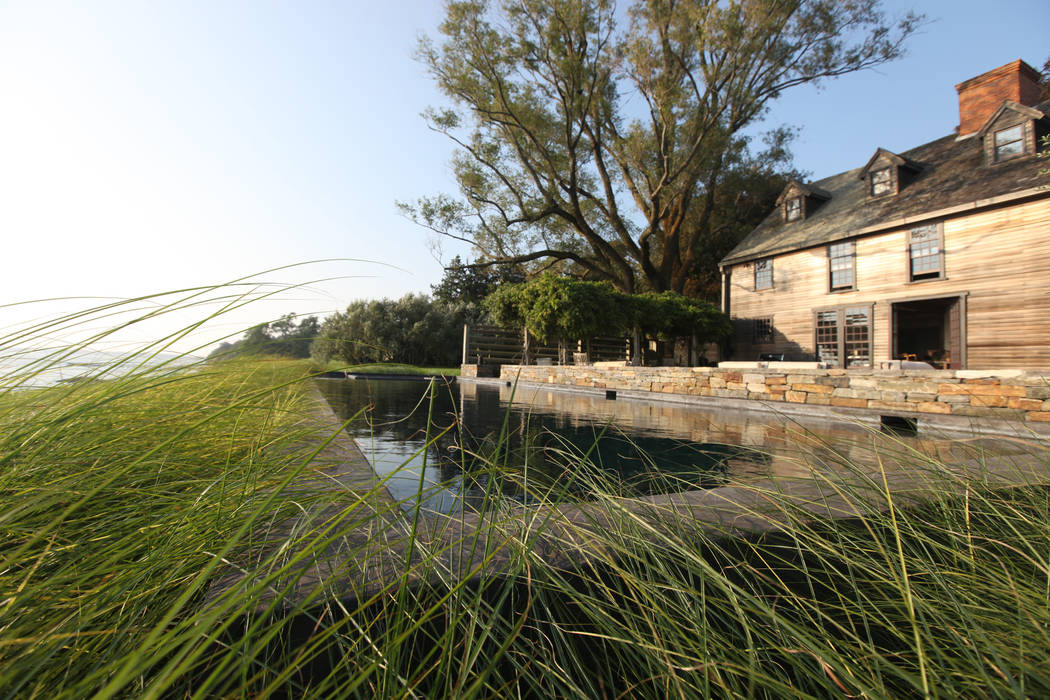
[484,365,1050,424]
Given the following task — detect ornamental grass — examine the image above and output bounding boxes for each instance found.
[2,290,1049,698]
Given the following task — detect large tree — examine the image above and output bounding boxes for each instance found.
[402,0,920,295]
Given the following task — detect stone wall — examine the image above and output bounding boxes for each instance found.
[487,365,1050,425]
[460,364,500,379]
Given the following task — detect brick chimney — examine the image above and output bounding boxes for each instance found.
[955,60,1042,136]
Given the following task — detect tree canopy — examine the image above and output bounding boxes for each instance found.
[402,0,921,296]
[629,291,730,341]
[483,273,730,352]
[310,294,481,367]
[430,254,525,304]
[515,275,629,344]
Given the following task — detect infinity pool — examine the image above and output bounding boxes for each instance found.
[317,377,1027,514]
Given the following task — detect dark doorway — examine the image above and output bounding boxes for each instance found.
[892,296,965,369]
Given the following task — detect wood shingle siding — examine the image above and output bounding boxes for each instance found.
[728,200,1050,369]
[721,61,1050,370]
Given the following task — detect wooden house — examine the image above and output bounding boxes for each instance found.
[720,60,1050,370]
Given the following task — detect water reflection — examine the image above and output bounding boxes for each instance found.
[317,378,1037,515]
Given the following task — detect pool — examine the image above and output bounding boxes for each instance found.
[316,377,1027,514]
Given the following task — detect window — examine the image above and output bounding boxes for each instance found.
[753,317,773,344]
[909,223,943,281]
[754,258,773,290]
[815,311,838,366]
[828,241,855,291]
[993,125,1024,161]
[844,307,871,367]
[870,167,892,196]
[815,306,872,368]
[785,197,802,222]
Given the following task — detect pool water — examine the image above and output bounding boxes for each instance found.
[316,377,1022,514]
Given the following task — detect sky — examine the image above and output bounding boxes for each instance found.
[0,0,1046,355]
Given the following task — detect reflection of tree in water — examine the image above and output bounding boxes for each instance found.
[317,376,459,441]
[437,417,766,500]
[318,378,771,503]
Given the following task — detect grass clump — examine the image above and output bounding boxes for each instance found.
[0,355,331,696]
[3,290,1050,697]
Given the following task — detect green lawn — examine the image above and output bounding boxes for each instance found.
[319,360,460,376]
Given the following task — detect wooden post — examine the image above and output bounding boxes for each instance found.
[461,324,470,365]
[632,327,642,366]
[523,326,533,365]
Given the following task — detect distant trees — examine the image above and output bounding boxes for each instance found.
[1039,58,1050,179]
[310,294,481,367]
[217,273,730,368]
[208,314,319,360]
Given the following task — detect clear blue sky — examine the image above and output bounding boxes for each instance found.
[0,0,1045,353]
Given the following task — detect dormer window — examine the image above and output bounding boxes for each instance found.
[776,179,830,223]
[870,168,892,196]
[993,125,1024,161]
[977,102,1047,167]
[860,148,919,198]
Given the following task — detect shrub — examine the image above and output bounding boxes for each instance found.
[482,276,732,358]
[310,294,482,366]
[630,291,732,345]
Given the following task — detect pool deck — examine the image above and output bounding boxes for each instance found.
[207,379,1050,613]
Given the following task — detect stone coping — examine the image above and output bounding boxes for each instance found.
[467,364,1050,439]
[205,382,409,610]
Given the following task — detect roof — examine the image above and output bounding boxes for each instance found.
[859,147,920,178]
[776,179,831,204]
[721,99,1050,267]
[976,101,1046,137]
